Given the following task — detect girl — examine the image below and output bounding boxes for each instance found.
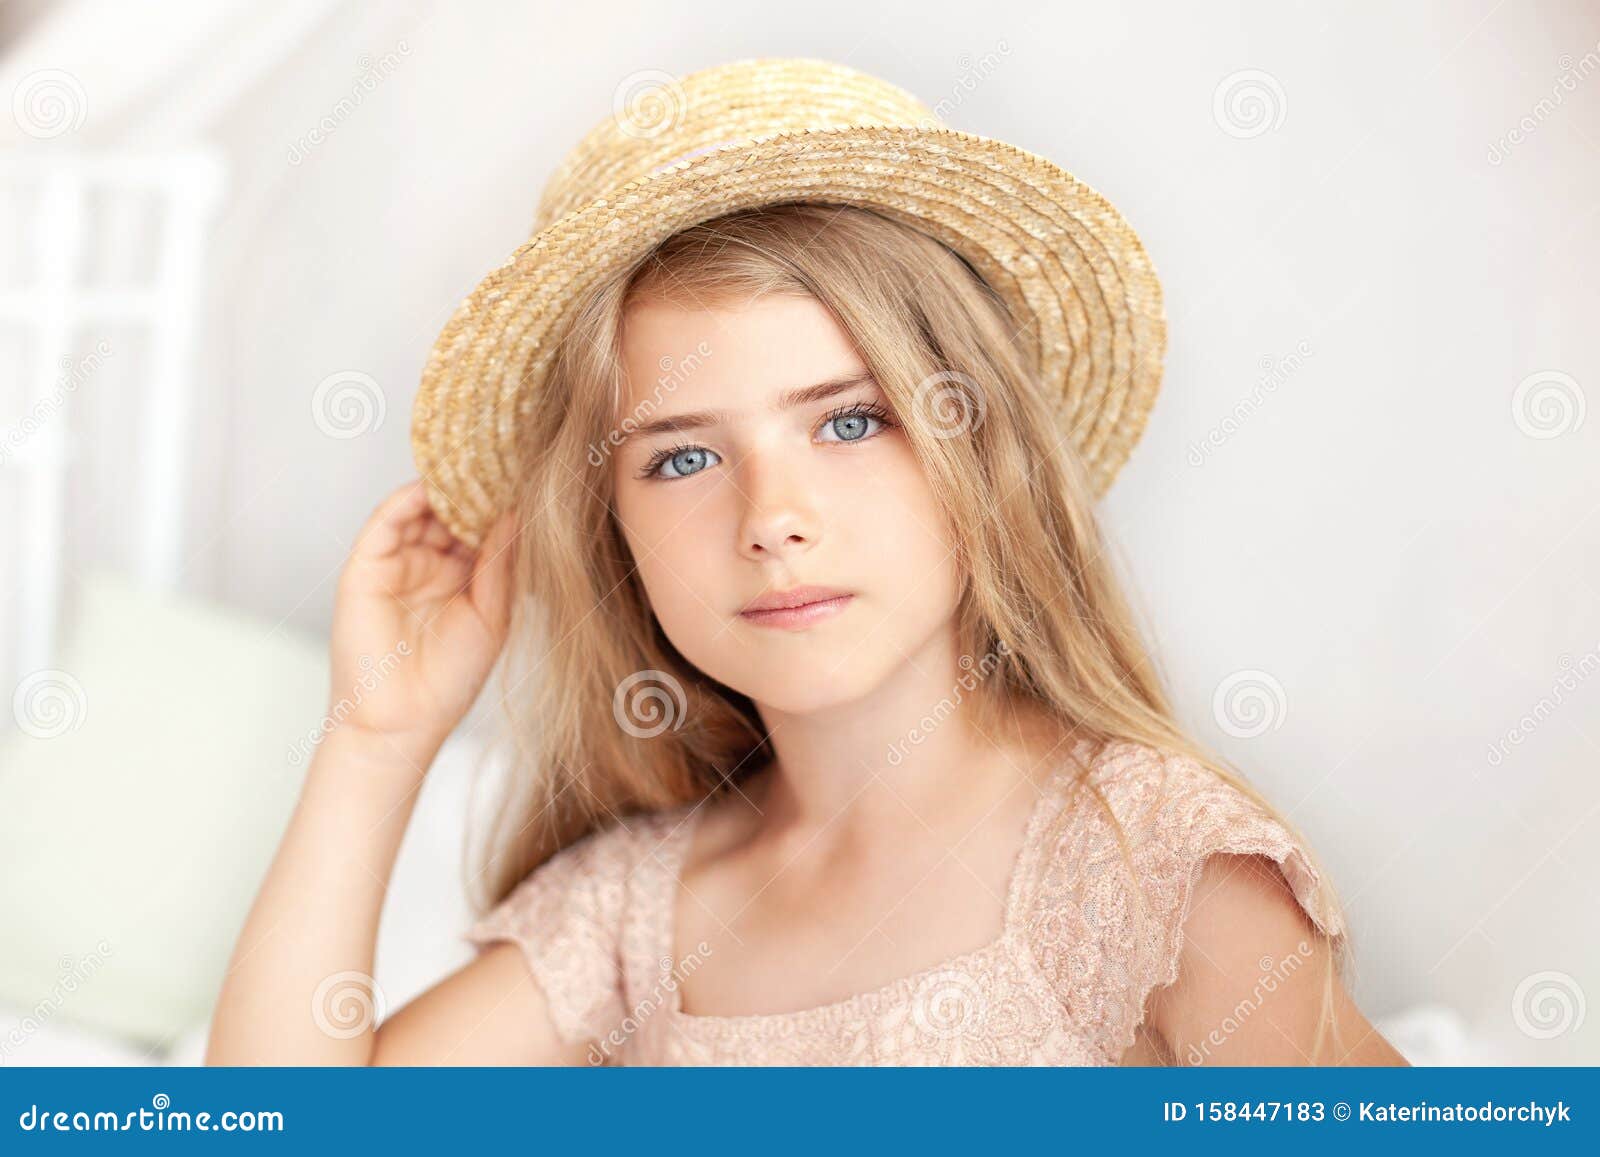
[208,60,1406,1067]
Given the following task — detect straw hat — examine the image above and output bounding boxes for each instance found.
[410,56,1166,548]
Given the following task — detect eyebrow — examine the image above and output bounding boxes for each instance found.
[618,370,879,444]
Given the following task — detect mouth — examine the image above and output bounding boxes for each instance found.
[739,585,854,630]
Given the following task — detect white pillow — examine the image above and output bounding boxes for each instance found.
[0,569,327,1050]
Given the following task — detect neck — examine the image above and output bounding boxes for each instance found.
[746,625,1073,843]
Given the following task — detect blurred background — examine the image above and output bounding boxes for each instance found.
[0,0,1595,1066]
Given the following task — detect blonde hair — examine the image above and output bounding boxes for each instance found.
[467,200,1354,1062]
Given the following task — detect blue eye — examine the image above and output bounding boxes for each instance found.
[818,402,896,444]
[822,412,873,442]
[653,445,719,480]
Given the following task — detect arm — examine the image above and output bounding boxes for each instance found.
[1140,853,1409,1066]
[370,943,593,1066]
[206,726,588,1065]
[206,480,579,1065]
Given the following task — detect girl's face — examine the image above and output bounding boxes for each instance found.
[609,291,962,714]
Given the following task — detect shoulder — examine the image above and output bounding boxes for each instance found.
[465,807,680,946]
[1021,740,1348,1062]
[461,807,684,1049]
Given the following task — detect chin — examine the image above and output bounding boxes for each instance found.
[717,661,879,716]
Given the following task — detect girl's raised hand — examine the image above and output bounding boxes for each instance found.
[326,478,518,763]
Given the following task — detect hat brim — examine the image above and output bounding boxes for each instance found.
[411,124,1165,548]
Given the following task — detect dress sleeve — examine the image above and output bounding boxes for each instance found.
[463,821,634,1049]
[1024,742,1348,1064]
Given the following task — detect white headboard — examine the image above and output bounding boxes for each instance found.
[0,149,226,713]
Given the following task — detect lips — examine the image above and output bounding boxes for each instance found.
[738,585,855,630]
[740,584,852,614]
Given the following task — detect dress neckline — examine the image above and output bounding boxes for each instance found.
[654,736,1096,1031]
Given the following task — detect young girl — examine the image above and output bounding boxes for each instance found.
[209,59,1406,1067]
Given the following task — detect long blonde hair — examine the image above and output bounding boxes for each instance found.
[466,200,1354,1061]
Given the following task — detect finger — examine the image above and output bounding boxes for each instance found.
[418,515,459,553]
[351,479,432,559]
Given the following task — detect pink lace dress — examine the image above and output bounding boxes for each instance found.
[464,739,1346,1065]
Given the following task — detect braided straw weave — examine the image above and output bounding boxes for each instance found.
[410,57,1166,548]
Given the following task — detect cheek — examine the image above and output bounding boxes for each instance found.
[862,482,963,634]
[855,446,959,574]
[613,487,728,633]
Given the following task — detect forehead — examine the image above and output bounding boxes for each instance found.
[616,292,864,407]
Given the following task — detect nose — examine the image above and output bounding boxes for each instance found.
[736,453,820,562]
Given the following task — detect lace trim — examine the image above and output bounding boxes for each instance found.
[1022,741,1347,1064]
[462,819,636,1048]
